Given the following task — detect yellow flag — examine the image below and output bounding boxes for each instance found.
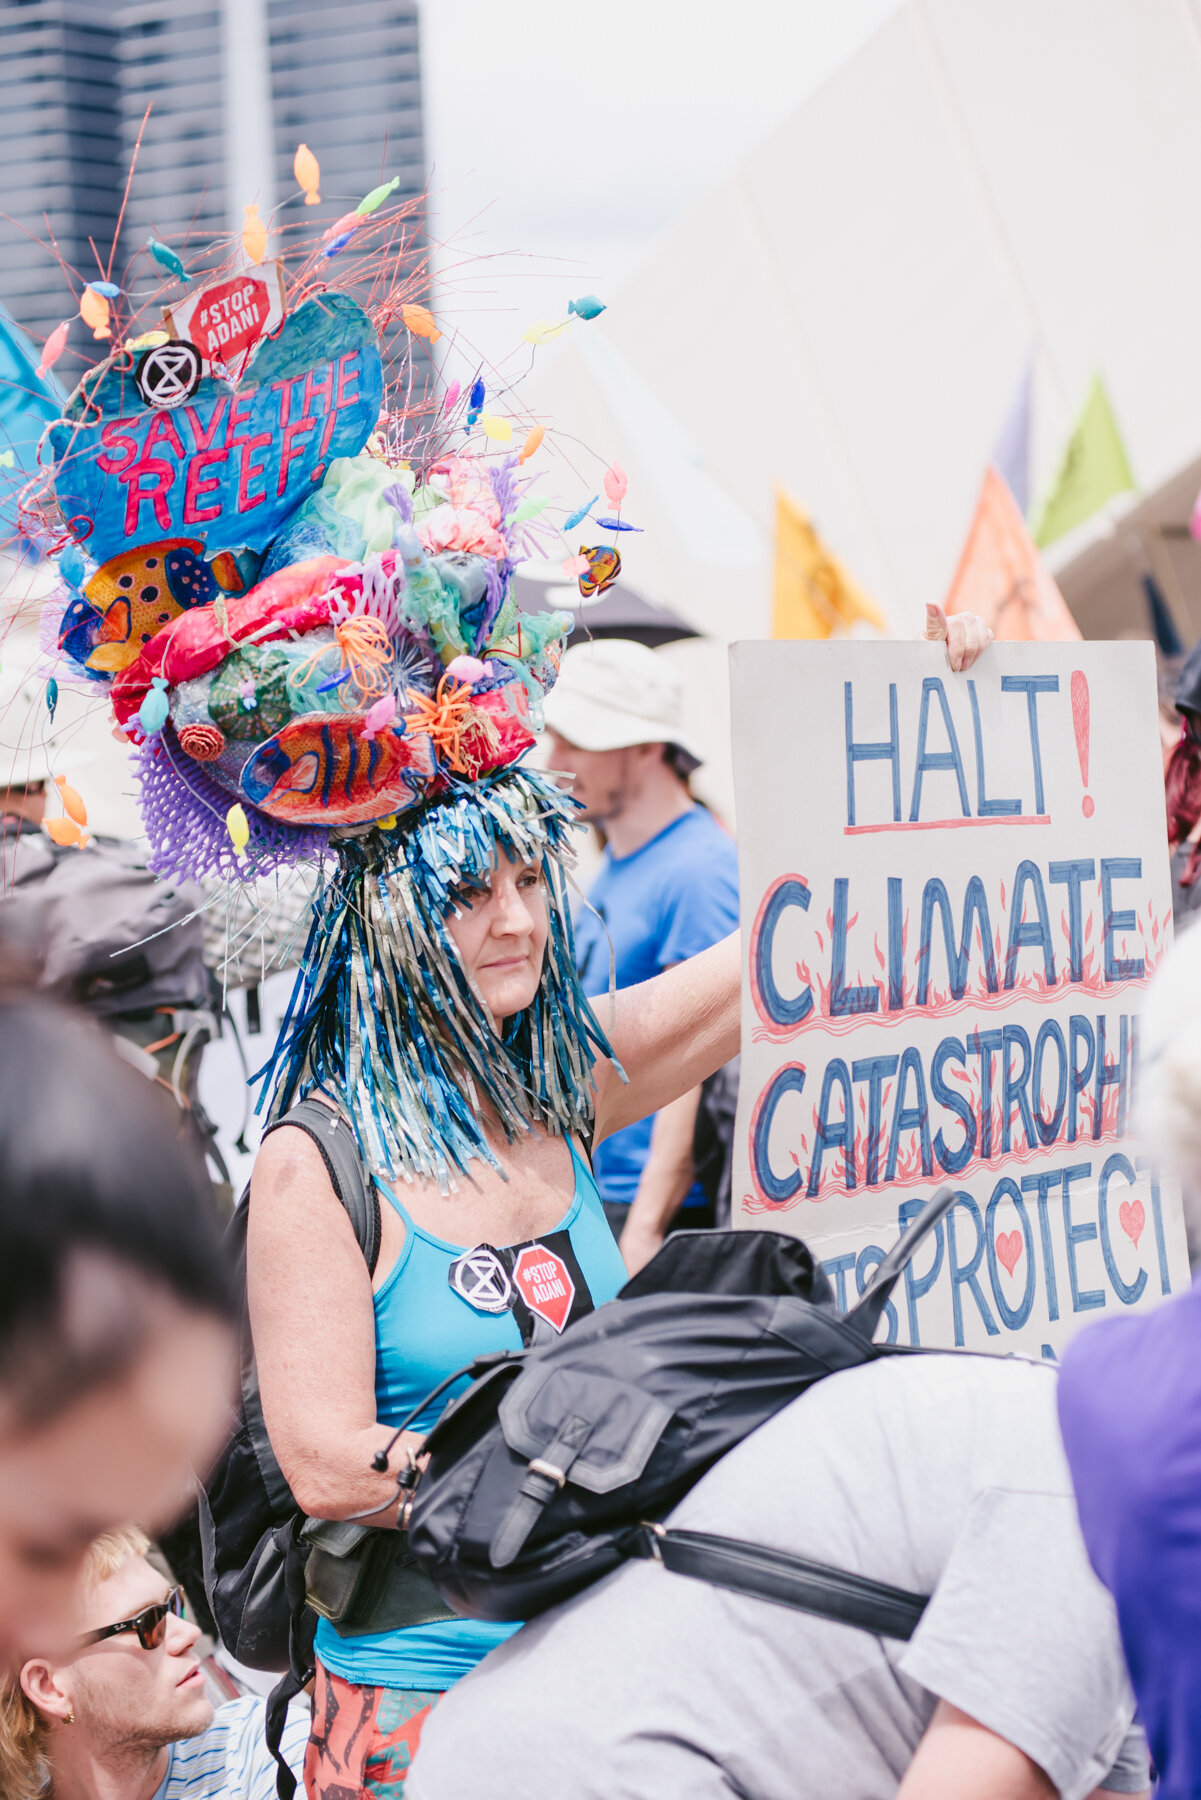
[772,491,885,639]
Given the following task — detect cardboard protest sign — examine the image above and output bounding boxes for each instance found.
[730,639,1188,1356]
[49,291,382,569]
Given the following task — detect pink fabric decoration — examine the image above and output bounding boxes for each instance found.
[446,655,488,686]
[417,506,507,559]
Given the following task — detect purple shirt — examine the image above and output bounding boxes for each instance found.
[1058,1280,1201,1799]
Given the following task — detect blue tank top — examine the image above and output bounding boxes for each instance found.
[314,1139,627,1690]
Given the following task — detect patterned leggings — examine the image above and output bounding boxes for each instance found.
[305,1663,442,1799]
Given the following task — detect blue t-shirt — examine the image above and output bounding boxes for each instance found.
[573,806,740,1208]
[1058,1280,1201,1800]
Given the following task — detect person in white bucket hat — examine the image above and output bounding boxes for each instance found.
[543,639,739,1269]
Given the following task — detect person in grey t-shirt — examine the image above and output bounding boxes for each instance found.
[407,1354,1149,1800]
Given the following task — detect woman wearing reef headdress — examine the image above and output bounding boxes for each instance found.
[242,573,991,1797]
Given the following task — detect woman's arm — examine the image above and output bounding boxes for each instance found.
[246,1125,419,1523]
[590,611,993,1143]
[592,933,739,1142]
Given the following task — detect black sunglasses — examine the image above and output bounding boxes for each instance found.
[77,1585,184,1652]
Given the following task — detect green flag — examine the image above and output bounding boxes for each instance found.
[1032,375,1136,548]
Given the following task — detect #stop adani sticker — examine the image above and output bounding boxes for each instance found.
[511,1243,576,1333]
[164,261,286,371]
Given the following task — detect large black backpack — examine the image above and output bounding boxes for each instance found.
[402,1189,954,1631]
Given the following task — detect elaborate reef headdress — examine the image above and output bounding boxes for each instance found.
[28,188,623,1185]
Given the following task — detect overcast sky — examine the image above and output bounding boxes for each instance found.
[420,0,900,371]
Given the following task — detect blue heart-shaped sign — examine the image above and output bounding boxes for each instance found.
[49,292,383,569]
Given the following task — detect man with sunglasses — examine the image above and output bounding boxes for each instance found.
[0,1527,308,1800]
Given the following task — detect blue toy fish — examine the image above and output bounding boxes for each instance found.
[594,516,643,532]
[147,239,186,280]
[564,496,597,531]
[568,295,606,321]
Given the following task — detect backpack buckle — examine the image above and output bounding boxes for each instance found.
[641,1522,666,1562]
[527,1457,567,1488]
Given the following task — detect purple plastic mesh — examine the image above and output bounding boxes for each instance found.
[135,731,327,882]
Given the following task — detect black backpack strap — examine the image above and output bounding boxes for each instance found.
[632,1525,927,1641]
[262,1095,381,1275]
[844,1185,957,1343]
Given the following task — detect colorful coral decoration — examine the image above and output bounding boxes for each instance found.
[35,255,623,1187]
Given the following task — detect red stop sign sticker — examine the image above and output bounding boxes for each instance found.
[512,1244,576,1333]
[189,275,271,363]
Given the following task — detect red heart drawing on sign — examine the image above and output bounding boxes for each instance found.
[996,1231,1023,1277]
[1119,1200,1145,1247]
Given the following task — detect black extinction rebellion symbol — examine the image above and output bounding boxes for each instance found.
[448,1244,514,1314]
[136,339,203,410]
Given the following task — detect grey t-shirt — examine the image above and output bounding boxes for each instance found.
[408,1355,1146,1800]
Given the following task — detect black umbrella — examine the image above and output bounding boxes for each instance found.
[514,574,700,649]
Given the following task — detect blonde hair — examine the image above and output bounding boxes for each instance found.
[0,1526,151,1800]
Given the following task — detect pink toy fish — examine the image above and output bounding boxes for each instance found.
[361,692,398,739]
[603,461,627,507]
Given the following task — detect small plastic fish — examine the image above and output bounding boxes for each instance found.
[402,304,441,343]
[595,516,643,532]
[360,692,398,739]
[316,667,353,693]
[54,774,87,826]
[37,320,69,377]
[603,461,627,507]
[58,542,85,588]
[562,554,589,579]
[46,679,58,721]
[242,203,267,265]
[469,378,486,411]
[45,817,87,849]
[323,211,361,242]
[568,295,606,321]
[519,425,544,463]
[226,803,250,857]
[443,380,461,413]
[321,233,356,259]
[356,176,400,217]
[479,413,511,442]
[523,319,569,346]
[509,495,548,526]
[147,238,186,280]
[80,287,110,341]
[577,545,621,597]
[87,280,120,299]
[138,676,170,737]
[564,496,597,532]
[0,451,13,470]
[294,143,321,204]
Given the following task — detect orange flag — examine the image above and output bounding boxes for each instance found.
[944,465,1080,640]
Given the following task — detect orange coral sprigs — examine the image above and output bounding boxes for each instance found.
[295,614,394,698]
[403,675,499,778]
